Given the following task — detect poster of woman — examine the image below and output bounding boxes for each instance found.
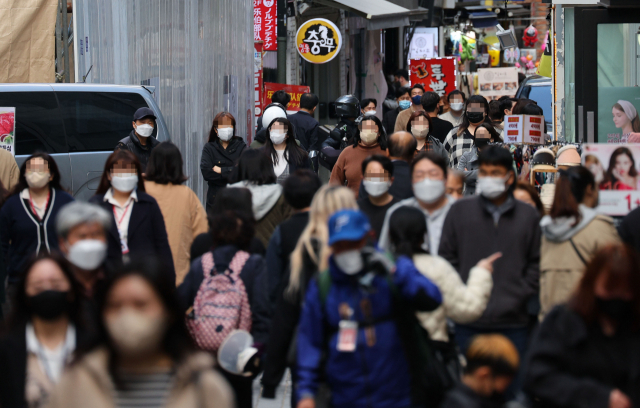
[598,88,640,143]
[600,147,639,190]
[611,100,640,143]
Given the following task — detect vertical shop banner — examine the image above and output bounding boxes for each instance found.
[254,0,277,51]
[409,58,457,97]
[477,67,518,101]
[0,108,16,155]
[264,83,310,112]
[583,144,640,216]
[254,42,264,131]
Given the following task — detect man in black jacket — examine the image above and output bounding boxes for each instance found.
[421,91,454,144]
[288,93,320,170]
[438,146,540,395]
[115,107,160,172]
[383,87,411,135]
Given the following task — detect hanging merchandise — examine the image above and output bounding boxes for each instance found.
[460,35,475,63]
[503,47,520,65]
[537,31,552,78]
[522,25,538,48]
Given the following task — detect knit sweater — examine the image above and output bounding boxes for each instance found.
[329,143,386,197]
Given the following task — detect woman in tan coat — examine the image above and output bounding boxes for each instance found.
[539,166,620,319]
[47,258,234,408]
[144,142,208,285]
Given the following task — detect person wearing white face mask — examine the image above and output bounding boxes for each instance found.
[116,107,160,173]
[89,150,175,283]
[330,116,387,198]
[357,156,400,240]
[439,146,541,395]
[56,202,111,297]
[264,118,311,184]
[46,258,234,408]
[296,209,442,408]
[439,90,466,127]
[0,153,74,309]
[360,98,378,117]
[200,112,247,211]
[378,152,454,256]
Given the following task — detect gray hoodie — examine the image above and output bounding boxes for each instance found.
[227,181,283,221]
[539,204,599,242]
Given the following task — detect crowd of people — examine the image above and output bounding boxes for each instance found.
[0,88,639,408]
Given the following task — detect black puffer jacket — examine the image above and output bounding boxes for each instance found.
[200,137,247,211]
[115,130,160,172]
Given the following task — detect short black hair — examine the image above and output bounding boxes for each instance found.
[272,90,291,106]
[394,69,409,81]
[411,151,448,177]
[522,103,544,117]
[283,169,321,210]
[361,98,378,109]
[447,90,466,102]
[421,92,441,113]
[498,96,516,115]
[478,145,514,173]
[489,100,503,122]
[396,86,411,99]
[145,142,188,185]
[210,187,253,218]
[361,155,394,177]
[210,210,255,251]
[300,93,319,110]
[410,84,425,94]
[231,148,277,185]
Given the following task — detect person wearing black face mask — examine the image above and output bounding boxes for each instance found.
[458,124,501,196]
[525,243,640,408]
[0,253,86,408]
[443,95,492,168]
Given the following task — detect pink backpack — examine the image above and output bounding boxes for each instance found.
[187,250,252,352]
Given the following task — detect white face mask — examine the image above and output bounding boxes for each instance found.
[270,130,287,145]
[360,130,378,145]
[111,174,139,193]
[450,102,464,111]
[25,171,50,189]
[334,250,364,275]
[364,110,377,116]
[413,178,446,204]
[106,309,167,357]
[217,127,233,141]
[363,180,390,197]
[411,126,429,139]
[135,124,154,137]
[66,239,107,270]
[477,174,511,199]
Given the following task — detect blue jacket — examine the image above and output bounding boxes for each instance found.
[297,254,442,408]
[0,188,74,282]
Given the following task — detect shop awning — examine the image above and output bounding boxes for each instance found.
[313,0,429,30]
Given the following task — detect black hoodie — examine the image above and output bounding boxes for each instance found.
[200,136,247,210]
[115,130,160,172]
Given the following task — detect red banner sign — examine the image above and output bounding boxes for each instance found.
[254,42,264,133]
[409,57,457,97]
[253,0,277,51]
[264,83,311,111]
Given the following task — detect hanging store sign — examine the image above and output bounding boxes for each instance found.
[503,115,545,145]
[0,108,15,155]
[477,67,519,101]
[295,18,342,64]
[254,0,277,51]
[409,58,457,97]
[264,83,311,112]
[254,42,264,131]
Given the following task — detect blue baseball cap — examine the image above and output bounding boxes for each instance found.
[328,210,371,246]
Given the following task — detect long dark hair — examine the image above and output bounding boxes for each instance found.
[474,122,502,143]
[96,150,146,195]
[4,253,84,332]
[406,110,433,135]
[570,243,640,330]
[145,142,187,185]
[264,118,308,167]
[9,152,64,197]
[549,166,595,225]
[230,148,277,185]
[207,112,237,144]
[605,147,638,187]
[353,116,388,150]
[388,206,429,256]
[511,99,537,115]
[76,257,195,381]
[457,95,492,137]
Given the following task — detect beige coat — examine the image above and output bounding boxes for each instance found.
[0,147,19,191]
[394,104,423,132]
[144,181,208,285]
[539,214,620,319]
[413,254,492,342]
[46,348,234,408]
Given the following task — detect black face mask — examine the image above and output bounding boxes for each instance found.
[475,138,491,149]
[28,290,71,320]
[596,297,634,322]
[438,106,444,115]
[466,111,485,124]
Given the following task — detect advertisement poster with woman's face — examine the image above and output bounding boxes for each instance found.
[583,144,640,215]
[598,88,640,144]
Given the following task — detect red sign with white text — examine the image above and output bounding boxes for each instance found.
[254,0,277,51]
[264,83,311,111]
[254,42,264,131]
[409,58,457,97]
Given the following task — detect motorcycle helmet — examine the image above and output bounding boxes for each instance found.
[261,102,288,128]
[334,95,361,119]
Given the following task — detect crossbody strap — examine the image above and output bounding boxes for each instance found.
[569,238,588,265]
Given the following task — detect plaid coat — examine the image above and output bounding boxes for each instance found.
[443,127,474,168]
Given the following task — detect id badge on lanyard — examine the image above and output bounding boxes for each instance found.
[337,302,357,352]
[113,204,131,255]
